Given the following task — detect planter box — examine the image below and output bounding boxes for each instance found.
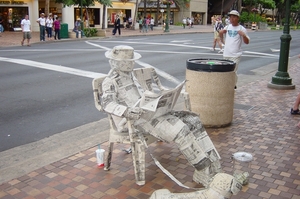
[68,31,77,39]
[96,29,106,37]
[258,22,267,30]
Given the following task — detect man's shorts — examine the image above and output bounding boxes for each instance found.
[23,32,31,39]
[214,31,220,39]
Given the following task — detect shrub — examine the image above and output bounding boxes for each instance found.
[83,28,98,37]
[240,12,267,23]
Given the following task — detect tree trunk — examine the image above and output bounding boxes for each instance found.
[45,0,50,16]
[102,5,106,29]
[133,0,139,29]
[156,0,159,25]
[144,0,147,17]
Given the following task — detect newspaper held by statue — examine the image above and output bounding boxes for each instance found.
[139,80,185,120]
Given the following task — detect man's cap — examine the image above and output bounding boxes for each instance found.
[77,18,81,21]
[105,45,141,61]
[228,10,240,17]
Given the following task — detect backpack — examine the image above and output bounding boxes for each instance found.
[216,22,224,32]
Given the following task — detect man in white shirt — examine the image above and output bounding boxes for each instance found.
[36,13,46,41]
[21,14,31,46]
[219,10,250,88]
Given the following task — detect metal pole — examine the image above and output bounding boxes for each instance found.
[268,0,294,89]
[80,0,85,36]
[164,3,170,32]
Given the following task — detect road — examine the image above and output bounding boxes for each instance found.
[1,31,300,152]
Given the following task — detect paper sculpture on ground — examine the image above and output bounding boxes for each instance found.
[150,173,243,199]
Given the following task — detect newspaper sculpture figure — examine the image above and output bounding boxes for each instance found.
[150,173,242,199]
[101,45,222,187]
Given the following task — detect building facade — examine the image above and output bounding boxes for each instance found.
[0,0,208,32]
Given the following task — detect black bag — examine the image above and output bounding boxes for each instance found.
[112,28,116,34]
[216,23,224,32]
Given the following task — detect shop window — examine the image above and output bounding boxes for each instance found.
[0,7,28,31]
[74,8,100,27]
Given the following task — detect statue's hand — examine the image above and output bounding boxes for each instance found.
[124,107,144,120]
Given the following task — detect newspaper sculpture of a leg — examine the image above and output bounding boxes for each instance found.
[101,45,221,187]
[136,111,221,187]
[150,173,243,199]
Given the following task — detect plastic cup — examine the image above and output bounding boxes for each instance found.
[95,149,105,168]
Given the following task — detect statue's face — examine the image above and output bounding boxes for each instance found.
[109,60,135,72]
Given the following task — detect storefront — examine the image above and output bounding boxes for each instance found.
[138,2,179,25]
[192,12,204,25]
[74,7,100,27]
[0,1,29,31]
[107,2,135,28]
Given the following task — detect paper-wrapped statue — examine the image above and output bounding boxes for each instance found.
[101,45,225,187]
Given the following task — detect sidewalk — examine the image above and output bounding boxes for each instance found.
[1,26,300,199]
[0,25,214,48]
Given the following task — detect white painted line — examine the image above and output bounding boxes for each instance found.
[0,57,105,79]
[85,41,181,84]
[91,40,279,58]
[270,48,280,52]
[243,51,279,57]
[170,40,192,43]
[93,40,213,50]
[0,49,104,52]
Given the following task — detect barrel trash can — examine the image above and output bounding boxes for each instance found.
[186,58,236,127]
[60,23,69,38]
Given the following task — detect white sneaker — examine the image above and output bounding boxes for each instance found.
[222,43,225,47]
[210,48,215,52]
[218,49,224,53]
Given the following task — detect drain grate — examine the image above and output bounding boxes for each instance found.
[234,103,255,110]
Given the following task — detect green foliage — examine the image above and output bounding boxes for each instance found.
[83,28,98,37]
[55,0,112,7]
[239,12,249,23]
[240,12,267,23]
[174,22,183,26]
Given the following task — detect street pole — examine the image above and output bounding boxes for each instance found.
[267,0,295,90]
[164,3,170,32]
[80,0,85,37]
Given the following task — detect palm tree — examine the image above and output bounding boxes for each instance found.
[45,0,50,15]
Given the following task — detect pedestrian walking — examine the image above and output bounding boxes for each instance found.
[46,14,53,40]
[182,17,187,29]
[128,16,132,29]
[142,17,147,33]
[219,10,250,88]
[123,15,127,29]
[0,15,4,36]
[21,14,31,46]
[36,13,46,41]
[53,17,60,40]
[211,19,224,53]
[150,17,154,31]
[113,15,121,35]
[187,17,192,29]
[290,92,300,128]
[138,17,143,32]
[191,16,194,28]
